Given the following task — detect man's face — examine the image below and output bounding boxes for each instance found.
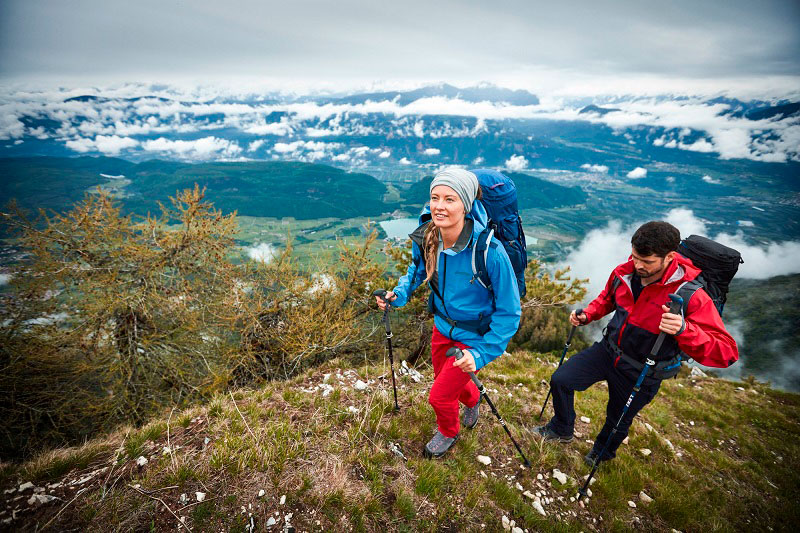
[631,248,674,280]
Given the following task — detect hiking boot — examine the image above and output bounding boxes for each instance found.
[462,395,482,429]
[531,424,574,443]
[423,430,458,458]
[584,448,612,467]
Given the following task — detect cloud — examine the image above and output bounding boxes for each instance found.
[737,220,754,227]
[65,134,139,155]
[378,150,391,158]
[399,157,412,165]
[141,136,242,159]
[247,243,276,263]
[581,163,609,173]
[626,167,647,179]
[505,154,529,170]
[0,273,12,286]
[248,139,265,152]
[701,175,721,184]
[423,148,440,155]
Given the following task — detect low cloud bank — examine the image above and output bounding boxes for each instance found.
[247,243,277,263]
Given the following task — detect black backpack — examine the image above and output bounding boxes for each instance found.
[676,234,743,315]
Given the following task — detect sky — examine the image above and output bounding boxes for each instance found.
[1,0,799,96]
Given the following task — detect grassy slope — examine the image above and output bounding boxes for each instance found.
[1,350,798,532]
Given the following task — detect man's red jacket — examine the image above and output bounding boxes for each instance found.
[583,254,738,369]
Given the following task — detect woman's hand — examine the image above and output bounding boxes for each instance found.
[453,349,476,373]
[375,291,397,311]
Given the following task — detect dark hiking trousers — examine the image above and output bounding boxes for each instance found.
[546,341,661,460]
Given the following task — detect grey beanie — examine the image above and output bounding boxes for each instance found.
[429,168,478,212]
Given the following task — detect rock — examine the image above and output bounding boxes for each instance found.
[533,500,547,516]
[515,482,524,491]
[27,494,56,506]
[639,491,653,503]
[691,367,708,378]
[180,493,188,504]
[644,422,655,433]
[639,448,652,457]
[512,527,523,533]
[347,406,359,414]
[257,489,265,498]
[480,470,488,479]
[3,488,15,495]
[581,474,597,485]
[280,495,286,505]
[195,492,206,502]
[204,437,211,446]
[354,380,368,391]
[266,517,277,527]
[136,456,148,466]
[580,416,591,424]
[690,420,695,426]
[622,436,629,445]
[18,482,34,492]
[523,491,535,499]
[323,373,331,383]
[477,455,492,466]
[579,500,585,508]
[552,469,568,485]
[628,500,637,508]
[502,515,511,530]
[586,488,593,498]
[537,473,544,480]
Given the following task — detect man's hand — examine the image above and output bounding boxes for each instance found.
[452,349,476,373]
[569,310,588,327]
[659,304,684,335]
[375,291,396,310]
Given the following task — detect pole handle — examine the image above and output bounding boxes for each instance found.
[446,347,483,389]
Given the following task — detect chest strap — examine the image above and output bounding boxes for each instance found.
[428,292,492,336]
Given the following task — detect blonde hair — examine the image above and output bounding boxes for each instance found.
[422,187,482,283]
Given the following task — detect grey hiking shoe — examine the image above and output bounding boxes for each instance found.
[532,424,574,443]
[584,448,612,466]
[423,430,458,458]
[462,395,482,429]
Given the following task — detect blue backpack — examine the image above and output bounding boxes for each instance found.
[470,169,528,299]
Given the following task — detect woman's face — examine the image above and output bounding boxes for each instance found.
[430,185,466,231]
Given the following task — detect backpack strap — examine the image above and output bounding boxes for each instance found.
[471,228,497,293]
[675,279,703,317]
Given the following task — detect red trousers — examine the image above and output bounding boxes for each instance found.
[429,326,481,438]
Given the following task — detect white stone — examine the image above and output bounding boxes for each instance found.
[354,380,368,391]
[502,515,511,530]
[639,491,653,503]
[628,500,637,508]
[477,455,492,466]
[512,527,523,533]
[690,421,695,426]
[537,473,543,480]
[180,493,188,504]
[691,367,708,378]
[280,494,286,505]
[27,494,56,506]
[257,489,265,498]
[347,406,359,415]
[532,500,547,516]
[516,482,524,491]
[480,470,488,479]
[644,423,655,433]
[136,456,148,466]
[323,373,331,383]
[586,488,593,498]
[523,491,535,499]
[18,482,34,492]
[580,416,591,424]
[552,469,568,485]
[195,492,206,502]
[266,517,277,527]
[622,436,629,445]
[639,448,652,457]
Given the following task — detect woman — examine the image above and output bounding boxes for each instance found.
[376,168,521,457]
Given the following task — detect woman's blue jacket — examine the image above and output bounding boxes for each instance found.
[390,201,521,371]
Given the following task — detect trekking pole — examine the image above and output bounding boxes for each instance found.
[577,294,684,500]
[447,347,532,467]
[373,289,400,411]
[538,307,584,420]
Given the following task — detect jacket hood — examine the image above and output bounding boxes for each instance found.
[614,253,701,286]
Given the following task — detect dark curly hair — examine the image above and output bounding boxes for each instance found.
[631,221,681,257]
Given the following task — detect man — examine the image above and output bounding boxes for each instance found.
[534,221,738,464]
